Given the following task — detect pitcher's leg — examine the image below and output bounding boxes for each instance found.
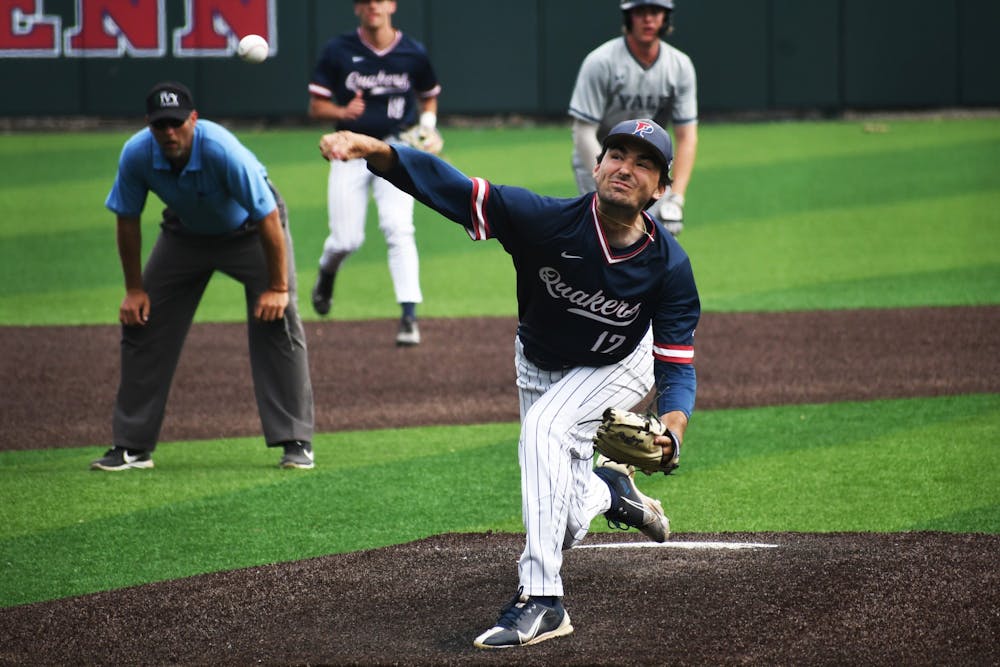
[563,334,656,548]
[513,336,654,593]
[516,400,577,597]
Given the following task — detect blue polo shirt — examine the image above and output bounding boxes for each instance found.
[106,119,276,235]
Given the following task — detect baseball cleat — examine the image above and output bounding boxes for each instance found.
[473,589,573,649]
[594,461,670,542]
[395,315,420,346]
[279,441,315,469]
[90,447,154,471]
[311,269,334,316]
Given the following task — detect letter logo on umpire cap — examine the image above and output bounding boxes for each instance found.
[146,81,195,123]
[602,118,673,173]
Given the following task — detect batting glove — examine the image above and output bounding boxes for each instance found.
[419,111,444,155]
[658,192,685,237]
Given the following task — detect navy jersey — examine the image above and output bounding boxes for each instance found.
[378,145,700,417]
[309,29,441,139]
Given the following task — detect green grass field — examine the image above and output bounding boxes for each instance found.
[1,118,998,324]
[1,117,998,608]
[2,394,998,608]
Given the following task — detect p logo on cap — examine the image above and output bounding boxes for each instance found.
[632,121,655,139]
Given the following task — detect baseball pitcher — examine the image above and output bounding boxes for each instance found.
[318,118,699,649]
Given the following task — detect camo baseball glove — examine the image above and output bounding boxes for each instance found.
[593,407,680,475]
[398,123,444,155]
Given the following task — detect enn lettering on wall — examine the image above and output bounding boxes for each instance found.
[0,0,277,57]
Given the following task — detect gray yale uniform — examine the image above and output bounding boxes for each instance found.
[569,36,697,193]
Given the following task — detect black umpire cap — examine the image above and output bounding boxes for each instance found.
[146,82,195,123]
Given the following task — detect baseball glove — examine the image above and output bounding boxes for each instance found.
[398,124,444,155]
[592,407,680,475]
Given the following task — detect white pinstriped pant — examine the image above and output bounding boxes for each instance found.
[514,330,654,597]
[320,157,423,305]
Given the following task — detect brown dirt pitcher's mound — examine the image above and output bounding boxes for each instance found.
[2,531,998,666]
[1,306,998,665]
[3,306,998,450]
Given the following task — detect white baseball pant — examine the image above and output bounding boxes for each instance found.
[321,157,423,305]
[514,330,654,597]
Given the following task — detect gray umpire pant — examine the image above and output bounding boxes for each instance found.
[112,186,314,451]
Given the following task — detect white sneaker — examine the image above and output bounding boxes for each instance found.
[395,316,420,346]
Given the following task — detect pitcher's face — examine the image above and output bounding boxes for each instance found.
[594,140,666,211]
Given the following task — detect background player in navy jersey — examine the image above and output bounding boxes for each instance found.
[308,0,442,345]
[319,118,700,649]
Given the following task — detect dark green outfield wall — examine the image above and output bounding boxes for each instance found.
[1,0,996,119]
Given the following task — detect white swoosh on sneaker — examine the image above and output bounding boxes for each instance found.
[517,608,547,644]
[122,451,138,464]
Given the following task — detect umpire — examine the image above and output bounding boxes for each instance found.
[92,81,315,471]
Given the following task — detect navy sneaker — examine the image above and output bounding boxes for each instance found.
[279,441,314,469]
[90,447,154,471]
[594,462,670,542]
[311,269,334,316]
[473,589,573,649]
[395,315,420,346]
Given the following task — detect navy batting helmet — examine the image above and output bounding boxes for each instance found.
[601,118,673,184]
[620,0,674,11]
[621,0,674,36]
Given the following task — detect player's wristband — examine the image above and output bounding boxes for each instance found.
[666,429,681,463]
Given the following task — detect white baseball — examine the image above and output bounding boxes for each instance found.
[237,34,269,64]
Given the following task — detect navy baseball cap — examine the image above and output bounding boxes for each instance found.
[602,118,674,173]
[145,81,195,123]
